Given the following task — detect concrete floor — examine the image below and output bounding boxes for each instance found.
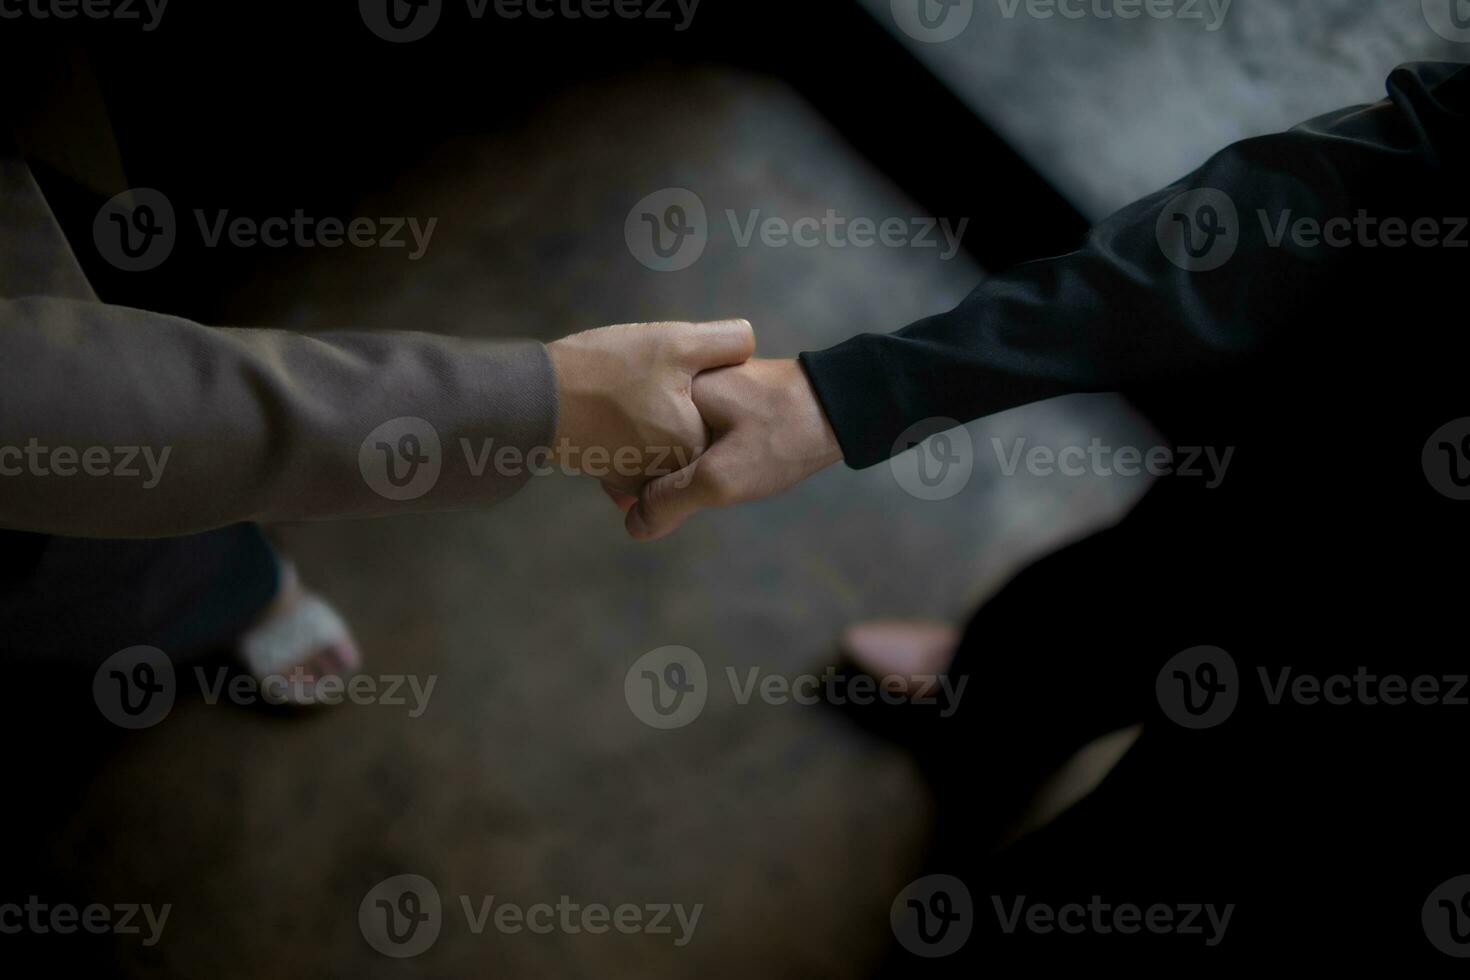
[865,0,1465,218]
[32,67,1156,977]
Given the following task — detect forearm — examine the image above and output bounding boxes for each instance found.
[802,62,1470,468]
[0,296,556,537]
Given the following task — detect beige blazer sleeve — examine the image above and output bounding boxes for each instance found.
[0,153,558,539]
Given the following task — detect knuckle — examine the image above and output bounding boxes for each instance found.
[657,331,689,364]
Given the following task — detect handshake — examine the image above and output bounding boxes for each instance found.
[547,319,844,541]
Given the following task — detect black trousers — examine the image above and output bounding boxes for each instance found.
[873,470,1467,971]
[0,524,280,669]
[0,523,282,918]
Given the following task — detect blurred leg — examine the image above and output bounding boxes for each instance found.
[0,524,280,669]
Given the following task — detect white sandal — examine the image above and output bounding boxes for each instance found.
[237,561,363,708]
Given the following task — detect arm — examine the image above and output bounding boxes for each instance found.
[623,61,1470,538]
[802,61,1470,468]
[0,296,752,538]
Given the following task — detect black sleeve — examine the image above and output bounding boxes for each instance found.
[799,62,1470,469]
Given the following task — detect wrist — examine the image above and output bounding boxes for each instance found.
[547,339,593,462]
[775,358,844,473]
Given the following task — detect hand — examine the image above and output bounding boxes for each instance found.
[616,358,844,540]
[546,319,755,494]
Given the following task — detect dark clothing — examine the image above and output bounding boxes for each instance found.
[0,139,282,667]
[0,524,279,666]
[802,61,1470,472]
[803,62,1470,967]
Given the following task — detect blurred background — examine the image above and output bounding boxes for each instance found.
[1,1,1462,975]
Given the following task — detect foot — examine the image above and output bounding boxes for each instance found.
[839,619,959,696]
[237,560,362,707]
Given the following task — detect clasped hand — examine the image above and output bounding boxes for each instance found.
[547,320,842,541]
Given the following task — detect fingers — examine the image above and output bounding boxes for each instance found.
[688,363,746,422]
[675,319,755,372]
[626,454,728,541]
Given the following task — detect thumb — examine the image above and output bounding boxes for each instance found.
[626,454,726,541]
[678,318,755,372]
